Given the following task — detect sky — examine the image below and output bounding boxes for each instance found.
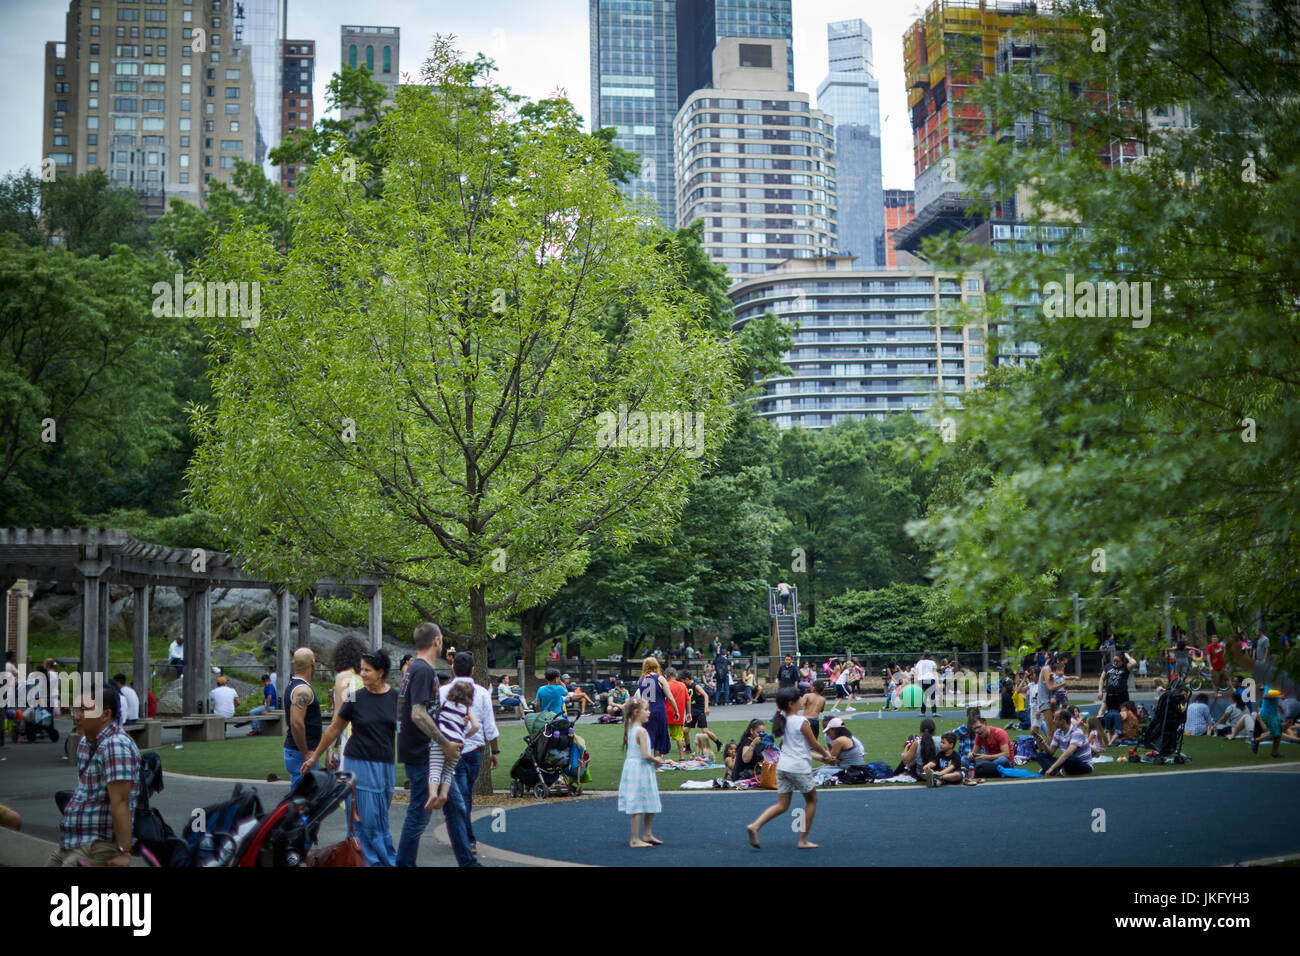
[1,0,928,189]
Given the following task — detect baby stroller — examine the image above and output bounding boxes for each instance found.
[13,706,60,744]
[509,711,587,799]
[1138,677,1189,762]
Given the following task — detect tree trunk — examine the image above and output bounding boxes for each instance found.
[520,603,548,695]
[469,584,494,796]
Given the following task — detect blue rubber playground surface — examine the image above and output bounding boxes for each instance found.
[485,765,1300,867]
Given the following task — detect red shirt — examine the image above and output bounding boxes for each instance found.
[667,680,688,726]
[974,725,1011,759]
[1207,642,1225,670]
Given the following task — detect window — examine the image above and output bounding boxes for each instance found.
[366,45,374,70]
[143,45,151,55]
[179,136,189,146]
[181,81,191,93]
[87,152,97,164]
[210,52,219,63]
[181,99,190,111]
[89,79,99,91]
[91,6,101,19]
[87,97,98,109]
[90,25,100,36]
[142,81,163,92]
[113,97,137,111]
[86,116,100,129]
[143,99,163,111]
[86,134,98,145]
[114,80,137,91]
[179,172,189,183]
[142,63,164,76]
[114,62,138,75]
[113,116,136,129]
[181,63,191,76]
[52,117,64,131]
[53,135,69,146]
[144,9,166,21]
[383,46,391,73]
[225,68,239,79]
[179,154,189,167]
[142,117,164,131]
[348,44,357,68]
[220,139,242,150]
[115,44,138,56]
[228,120,239,131]
[739,43,772,69]
[178,117,192,130]
[55,99,68,113]
[147,151,159,164]
[90,43,100,54]
[204,155,212,167]
[89,61,100,74]
[225,87,239,98]
[55,64,66,77]
[219,156,235,168]
[224,103,239,114]
[118,8,139,20]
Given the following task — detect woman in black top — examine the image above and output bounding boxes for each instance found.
[302,650,399,866]
[731,719,767,781]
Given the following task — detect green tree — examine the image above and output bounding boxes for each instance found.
[42,168,149,257]
[0,170,45,247]
[188,46,738,793]
[802,583,936,657]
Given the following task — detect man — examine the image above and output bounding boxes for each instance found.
[605,679,630,717]
[284,648,322,790]
[713,649,731,707]
[167,636,185,680]
[683,673,721,753]
[396,622,459,868]
[914,651,939,715]
[562,674,595,719]
[209,675,239,719]
[438,652,500,866]
[1170,630,1197,681]
[1097,650,1137,738]
[777,654,799,689]
[533,669,567,716]
[48,683,139,867]
[1253,626,1272,687]
[112,674,140,725]
[665,668,689,759]
[1205,633,1228,695]
[966,716,1013,777]
[247,673,277,736]
[1034,653,1055,735]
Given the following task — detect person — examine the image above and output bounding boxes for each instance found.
[146,685,157,719]
[827,663,855,714]
[284,648,323,790]
[399,654,413,676]
[325,636,366,771]
[896,718,937,779]
[634,657,678,757]
[564,675,596,719]
[741,665,757,703]
[702,662,717,703]
[1049,655,1069,711]
[822,718,865,771]
[797,661,814,691]
[1185,693,1212,736]
[606,679,630,717]
[167,636,184,679]
[914,651,938,715]
[111,674,140,725]
[776,580,792,614]
[48,683,139,867]
[618,697,664,847]
[1205,631,1228,695]
[999,673,1017,719]
[1085,716,1107,756]
[1138,656,1148,677]
[683,673,720,754]
[923,732,966,787]
[1253,627,1272,688]
[746,686,833,850]
[395,622,461,867]
[1170,630,1197,681]
[802,681,827,739]
[438,652,500,864]
[1034,706,1094,775]
[301,650,399,866]
[547,639,562,662]
[1098,650,1137,740]
[713,649,732,707]
[423,680,477,813]
[209,675,238,719]
[967,716,1013,776]
[497,675,526,719]
[247,673,277,735]
[721,741,738,776]
[1011,671,1030,729]
[777,654,799,689]
[1251,688,1285,758]
[731,719,767,781]
[1212,692,1249,737]
[533,669,568,716]
[1110,700,1142,746]
[1035,653,1055,736]
[0,803,20,831]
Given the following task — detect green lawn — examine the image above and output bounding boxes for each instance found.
[148,711,1294,792]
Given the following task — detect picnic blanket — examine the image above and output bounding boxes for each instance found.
[657,756,722,772]
[997,766,1042,778]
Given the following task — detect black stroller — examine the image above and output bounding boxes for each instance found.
[1138,677,1190,763]
[508,711,587,798]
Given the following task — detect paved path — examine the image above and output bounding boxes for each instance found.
[480,763,1300,867]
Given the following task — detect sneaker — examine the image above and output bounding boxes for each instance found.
[845,707,856,713]
[470,842,478,857]
[923,767,937,788]
[246,730,262,736]
[1251,736,1260,754]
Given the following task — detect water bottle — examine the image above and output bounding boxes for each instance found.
[965,762,974,783]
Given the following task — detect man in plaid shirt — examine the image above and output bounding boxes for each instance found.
[48,682,141,867]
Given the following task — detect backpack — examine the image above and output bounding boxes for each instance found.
[1014,734,1037,758]
[866,760,894,780]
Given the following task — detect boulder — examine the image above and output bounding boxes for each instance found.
[211,645,263,669]
[157,675,260,715]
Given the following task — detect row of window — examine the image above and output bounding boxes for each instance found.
[687,97,810,113]
[346,44,393,74]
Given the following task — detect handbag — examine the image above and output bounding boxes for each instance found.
[305,779,365,867]
[758,760,778,790]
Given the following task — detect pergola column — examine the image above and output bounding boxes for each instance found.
[296,590,313,650]
[181,585,211,715]
[76,548,111,678]
[132,585,150,705]
[365,585,383,652]
[275,589,291,704]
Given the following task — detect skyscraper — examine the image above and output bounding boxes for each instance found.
[280,39,313,196]
[675,37,836,280]
[41,0,258,217]
[590,0,793,228]
[816,19,884,267]
[236,0,286,180]
[340,25,399,122]
[883,188,915,268]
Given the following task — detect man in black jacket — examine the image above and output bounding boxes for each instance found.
[777,655,799,689]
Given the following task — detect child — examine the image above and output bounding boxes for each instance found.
[1251,688,1284,758]
[1138,657,1148,677]
[693,732,714,765]
[423,681,479,811]
[722,740,738,775]
[619,697,664,847]
[802,681,827,738]
[1085,716,1106,756]
[746,687,833,850]
[1012,672,1030,729]
[923,732,968,787]
[896,717,937,779]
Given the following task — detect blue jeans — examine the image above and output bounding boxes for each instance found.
[716,676,730,705]
[1016,710,1030,729]
[444,748,483,867]
[249,704,267,732]
[397,759,432,867]
[1034,753,1093,775]
[348,757,397,867]
[964,754,1011,776]
[1103,709,1122,737]
[284,746,305,790]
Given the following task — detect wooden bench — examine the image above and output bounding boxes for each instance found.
[125,709,287,747]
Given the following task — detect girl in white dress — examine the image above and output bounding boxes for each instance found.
[618,697,664,847]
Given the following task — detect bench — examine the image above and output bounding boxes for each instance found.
[124,709,286,747]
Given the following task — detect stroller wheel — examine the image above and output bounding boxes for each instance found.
[532,783,548,800]
[49,727,60,743]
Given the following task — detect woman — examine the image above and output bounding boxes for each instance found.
[702,662,717,703]
[327,636,367,772]
[798,661,814,691]
[731,719,767,781]
[634,657,679,757]
[822,718,866,770]
[301,649,399,866]
[742,666,758,703]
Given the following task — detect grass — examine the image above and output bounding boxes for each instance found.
[146,704,1295,792]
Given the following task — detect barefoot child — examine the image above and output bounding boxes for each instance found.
[746,686,833,850]
[619,697,664,847]
[423,681,478,811]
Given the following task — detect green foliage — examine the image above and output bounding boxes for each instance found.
[0,170,44,247]
[42,168,150,257]
[801,583,937,656]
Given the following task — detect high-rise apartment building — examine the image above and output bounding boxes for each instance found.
[730,257,986,429]
[42,0,258,217]
[883,188,915,268]
[279,39,313,196]
[589,0,793,229]
[237,0,285,179]
[816,19,884,267]
[340,25,399,122]
[675,37,836,280]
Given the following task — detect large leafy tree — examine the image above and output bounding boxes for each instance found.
[189,46,737,793]
[914,0,1300,668]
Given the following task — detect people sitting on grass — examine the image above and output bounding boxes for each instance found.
[722,740,738,776]
[1185,693,1212,736]
[604,679,630,717]
[895,717,937,780]
[1033,707,1094,776]
[731,719,768,781]
[821,718,866,775]
[1085,717,1107,756]
[967,716,1012,776]
[1109,700,1142,747]
[922,732,969,787]
[1212,691,1249,737]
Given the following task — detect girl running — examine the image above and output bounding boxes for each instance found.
[746,687,833,850]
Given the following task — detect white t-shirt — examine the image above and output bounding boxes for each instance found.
[209,685,238,718]
[914,658,938,681]
[778,713,813,774]
[119,684,140,723]
[168,641,184,660]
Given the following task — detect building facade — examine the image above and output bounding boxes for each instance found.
[279,39,313,195]
[675,37,836,280]
[340,24,399,122]
[236,0,285,179]
[815,19,884,267]
[589,0,793,229]
[883,188,915,268]
[42,0,258,217]
[730,257,986,428]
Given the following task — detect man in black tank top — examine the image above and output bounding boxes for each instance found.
[284,648,322,789]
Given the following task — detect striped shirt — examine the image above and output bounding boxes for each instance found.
[60,721,142,850]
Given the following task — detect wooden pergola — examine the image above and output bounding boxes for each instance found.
[0,528,383,715]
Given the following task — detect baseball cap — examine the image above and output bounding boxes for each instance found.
[562,673,571,680]
[216,676,228,685]
[824,717,845,731]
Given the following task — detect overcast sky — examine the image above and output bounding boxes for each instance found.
[1,0,927,189]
